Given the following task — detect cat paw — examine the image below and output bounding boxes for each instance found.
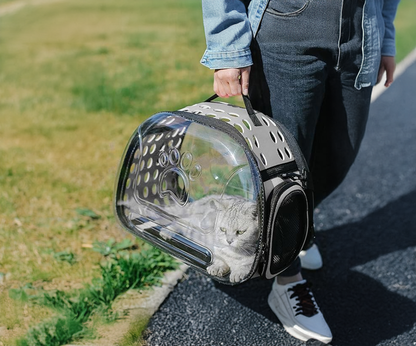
[158,148,202,205]
[207,262,230,277]
[229,270,249,283]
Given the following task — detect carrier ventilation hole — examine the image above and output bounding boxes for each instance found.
[245,137,253,150]
[144,172,150,183]
[253,135,260,148]
[143,186,149,198]
[206,114,217,118]
[243,119,251,130]
[172,129,180,138]
[137,175,141,185]
[179,126,186,136]
[278,148,285,160]
[134,149,141,158]
[220,117,231,122]
[262,116,270,126]
[192,110,203,115]
[126,178,131,189]
[142,146,149,156]
[199,105,211,109]
[214,108,225,113]
[166,117,175,125]
[146,158,153,169]
[175,138,182,148]
[285,147,292,159]
[234,124,244,133]
[277,131,285,142]
[155,133,164,142]
[147,134,156,143]
[228,112,239,117]
[151,184,157,195]
[153,169,159,180]
[130,163,136,174]
[150,144,156,154]
[139,160,145,171]
[260,153,267,166]
[270,131,277,143]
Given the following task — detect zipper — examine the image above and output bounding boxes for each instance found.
[335,0,345,71]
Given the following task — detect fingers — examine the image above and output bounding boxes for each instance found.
[241,66,251,95]
[383,56,395,87]
[213,67,251,98]
[378,56,396,88]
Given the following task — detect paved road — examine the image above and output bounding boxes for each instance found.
[144,59,416,346]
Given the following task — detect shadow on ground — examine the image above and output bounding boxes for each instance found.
[215,190,416,346]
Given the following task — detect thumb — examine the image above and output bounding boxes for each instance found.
[240,66,251,96]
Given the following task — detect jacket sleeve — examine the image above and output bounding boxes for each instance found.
[381,0,400,56]
[200,0,253,69]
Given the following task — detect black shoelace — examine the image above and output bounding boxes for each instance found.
[288,282,319,317]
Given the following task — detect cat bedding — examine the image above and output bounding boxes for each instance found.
[114,95,314,285]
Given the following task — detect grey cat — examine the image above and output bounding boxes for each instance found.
[161,195,259,283]
[120,194,259,283]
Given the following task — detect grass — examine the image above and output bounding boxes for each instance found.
[395,0,416,62]
[0,0,414,345]
[0,0,208,344]
[13,241,178,346]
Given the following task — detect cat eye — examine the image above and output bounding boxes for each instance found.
[237,230,246,235]
[220,227,227,232]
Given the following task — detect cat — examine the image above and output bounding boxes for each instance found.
[119,194,259,283]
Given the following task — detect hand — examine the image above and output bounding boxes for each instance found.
[213,66,251,98]
[377,55,396,87]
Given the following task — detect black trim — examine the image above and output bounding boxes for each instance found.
[260,161,299,181]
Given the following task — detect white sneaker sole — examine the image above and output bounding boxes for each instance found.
[268,291,332,344]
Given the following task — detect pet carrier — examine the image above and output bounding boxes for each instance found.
[114,95,314,285]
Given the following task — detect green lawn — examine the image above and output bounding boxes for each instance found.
[0,0,414,345]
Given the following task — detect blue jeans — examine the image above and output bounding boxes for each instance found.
[250,0,373,277]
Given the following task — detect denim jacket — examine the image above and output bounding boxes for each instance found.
[200,0,400,89]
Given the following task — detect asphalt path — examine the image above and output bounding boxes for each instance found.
[144,59,416,346]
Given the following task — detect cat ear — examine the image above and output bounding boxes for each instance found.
[210,199,226,211]
[200,210,217,230]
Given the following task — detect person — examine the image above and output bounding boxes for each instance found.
[200,0,400,343]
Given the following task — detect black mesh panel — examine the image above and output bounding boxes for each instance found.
[270,190,307,275]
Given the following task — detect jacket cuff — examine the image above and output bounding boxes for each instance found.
[381,37,396,56]
[200,48,253,70]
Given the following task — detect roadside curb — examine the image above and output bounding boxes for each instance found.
[64,264,189,346]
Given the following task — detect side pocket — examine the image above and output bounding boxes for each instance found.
[266,0,311,17]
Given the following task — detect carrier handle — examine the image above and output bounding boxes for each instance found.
[205,94,262,127]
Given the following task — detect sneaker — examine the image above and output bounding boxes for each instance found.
[268,279,332,344]
[299,243,323,270]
